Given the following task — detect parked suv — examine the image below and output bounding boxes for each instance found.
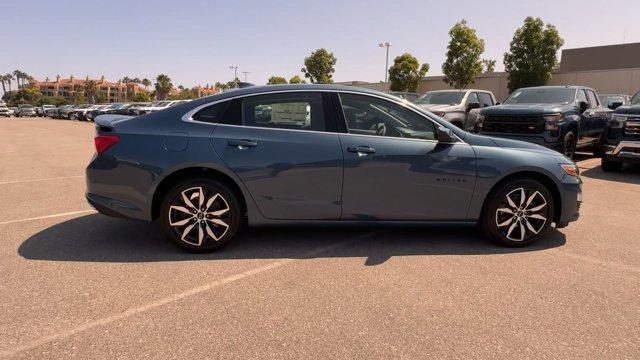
[415,89,497,131]
[476,86,611,158]
[37,104,56,117]
[601,90,640,171]
[14,104,37,117]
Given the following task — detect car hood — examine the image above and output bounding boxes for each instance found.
[465,133,564,157]
[481,103,572,115]
[614,105,640,115]
[416,104,458,112]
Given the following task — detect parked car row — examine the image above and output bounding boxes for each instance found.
[23,100,192,121]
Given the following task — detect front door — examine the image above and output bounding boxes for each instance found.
[210,92,343,220]
[335,93,477,221]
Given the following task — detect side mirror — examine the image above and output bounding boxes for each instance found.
[436,125,459,143]
[495,102,501,105]
[466,102,481,111]
[578,101,589,113]
[608,101,623,110]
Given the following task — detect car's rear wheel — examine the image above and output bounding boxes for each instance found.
[481,179,554,247]
[601,157,623,172]
[160,178,241,252]
[561,131,576,159]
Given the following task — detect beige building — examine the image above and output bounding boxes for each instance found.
[32,75,143,102]
[346,42,640,101]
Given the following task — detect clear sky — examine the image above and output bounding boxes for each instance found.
[1,0,639,91]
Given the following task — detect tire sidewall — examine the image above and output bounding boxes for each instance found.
[160,178,242,252]
[482,179,555,247]
[562,131,576,159]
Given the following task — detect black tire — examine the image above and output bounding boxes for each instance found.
[561,131,577,159]
[592,133,606,157]
[160,178,242,253]
[601,157,623,172]
[480,179,555,247]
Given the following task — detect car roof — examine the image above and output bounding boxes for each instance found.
[425,89,489,93]
[517,85,594,91]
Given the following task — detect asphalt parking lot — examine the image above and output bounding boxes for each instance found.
[0,117,639,359]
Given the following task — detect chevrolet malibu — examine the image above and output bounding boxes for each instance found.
[87,85,581,252]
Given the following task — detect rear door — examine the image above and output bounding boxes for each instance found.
[585,89,608,143]
[209,92,343,220]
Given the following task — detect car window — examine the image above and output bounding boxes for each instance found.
[466,92,480,105]
[576,89,588,104]
[192,99,242,125]
[338,93,436,141]
[586,90,599,108]
[242,92,325,131]
[478,92,493,107]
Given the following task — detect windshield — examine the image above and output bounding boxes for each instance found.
[415,91,465,105]
[504,88,576,104]
[631,92,640,105]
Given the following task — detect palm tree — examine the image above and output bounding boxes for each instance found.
[142,78,151,91]
[154,74,173,100]
[0,75,7,94]
[84,80,98,103]
[13,70,22,89]
[5,73,14,92]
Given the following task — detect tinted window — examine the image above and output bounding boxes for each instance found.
[505,88,576,104]
[339,93,436,141]
[478,92,493,107]
[631,92,640,106]
[192,99,242,125]
[586,90,598,108]
[415,91,465,105]
[467,92,480,105]
[242,93,325,131]
[576,89,588,103]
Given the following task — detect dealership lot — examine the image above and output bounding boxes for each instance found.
[0,118,639,359]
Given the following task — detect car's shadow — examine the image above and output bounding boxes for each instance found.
[18,214,566,266]
[580,163,640,185]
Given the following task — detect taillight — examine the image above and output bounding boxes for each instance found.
[94,135,120,155]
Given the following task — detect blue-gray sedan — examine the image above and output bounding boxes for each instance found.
[86,85,581,252]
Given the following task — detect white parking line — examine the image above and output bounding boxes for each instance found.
[0,175,84,186]
[0,232,377,358]
[0,210,96,226]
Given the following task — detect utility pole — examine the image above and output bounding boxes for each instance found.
[229,65,239,80]
[378,42,392,86]
[242,71,250,82]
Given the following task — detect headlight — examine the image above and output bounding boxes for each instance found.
[560,163,580,176]
[544,113,564,131]
[610,114,627,128]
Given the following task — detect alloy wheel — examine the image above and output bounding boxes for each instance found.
[495,187,548,242]
[167,186,231,246]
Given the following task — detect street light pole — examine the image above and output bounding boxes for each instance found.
[242,71,250,82]
[378,42,392,86]
[229,65,239,80]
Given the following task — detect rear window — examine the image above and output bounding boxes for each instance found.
[192,99,242,125]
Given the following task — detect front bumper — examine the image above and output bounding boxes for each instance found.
[479,133,564,152]
[604,140,640,164]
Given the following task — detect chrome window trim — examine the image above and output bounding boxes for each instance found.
[180,89,465,143]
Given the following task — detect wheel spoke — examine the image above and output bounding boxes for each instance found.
[528,203,547,212]
[506,222,517,239]
[181,223,196,241]
[527,213,546,221]
[181,192,197,210]
[506,192,518,209]
[518,222,526,241]
[524,191,540,209]
[198,187,205,208]
[498,216,515,228]
[170,205,192,215]
[205,223,217,241]
[519,188,526,207]
[197,224,204,245]
[497,207,514,214]
[210,218,229,228]
[524,218,540,234]
[170,217,192,227]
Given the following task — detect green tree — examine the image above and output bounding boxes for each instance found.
[215,81,229,91]
[84,80,98,103]
[226,78,239,89]
[267,76,288,85]
[301,48,337,84]
[442,20,485,89]
[388,53,429,92]
[154,74,173,100]
[22,87,42,103]
[503,17,564,93]
[4,73,14,92]
[288,75,306,84]
[133,91,150,102]
[482,59,496,73]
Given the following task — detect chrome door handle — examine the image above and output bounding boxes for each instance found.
[347,145,376,155]
[228,139,258,149]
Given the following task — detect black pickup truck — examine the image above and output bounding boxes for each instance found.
[476,86,611,158]
[601,91,640,171]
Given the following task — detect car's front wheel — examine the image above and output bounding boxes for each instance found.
[160,178,242,252]
[561,131,576,159]
[481,179,554,247]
